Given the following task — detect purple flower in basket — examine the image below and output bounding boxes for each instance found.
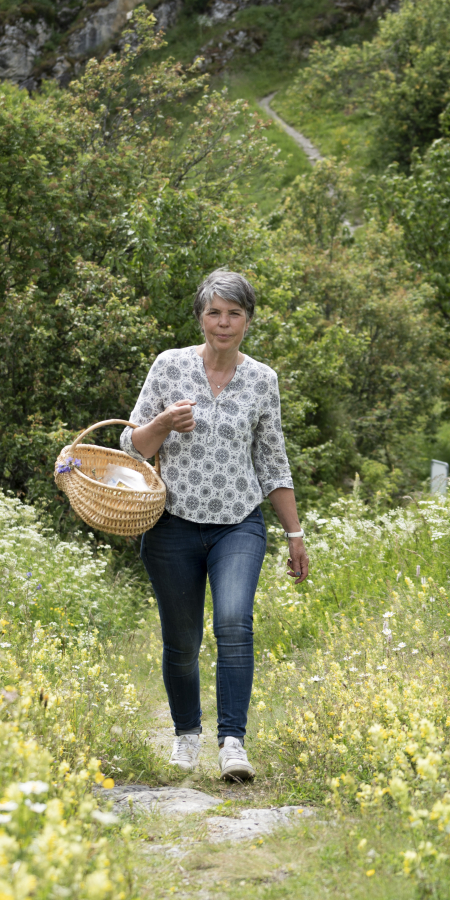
[57,458,82,475]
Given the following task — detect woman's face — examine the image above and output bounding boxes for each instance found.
[201,294,248,355]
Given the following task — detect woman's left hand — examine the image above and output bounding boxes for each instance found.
[287,537,309,584]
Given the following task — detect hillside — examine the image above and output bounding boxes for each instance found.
[0,0,387,92]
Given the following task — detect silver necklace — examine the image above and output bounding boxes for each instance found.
[203,360,237,389]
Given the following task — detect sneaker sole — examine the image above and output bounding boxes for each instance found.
[220,762,256,781]
[168,758,200,771]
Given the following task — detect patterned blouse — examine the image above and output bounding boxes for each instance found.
[120,346,294,524]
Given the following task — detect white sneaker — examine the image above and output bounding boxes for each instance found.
[218,737,255,781]
[169,734,201,771]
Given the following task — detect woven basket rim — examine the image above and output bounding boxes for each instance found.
[57,443,165,494]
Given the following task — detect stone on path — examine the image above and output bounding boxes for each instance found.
[207,806,315,842]
[109,784,222,815]
[107,784,315,843]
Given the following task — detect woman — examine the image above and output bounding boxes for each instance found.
[120,270,308,780]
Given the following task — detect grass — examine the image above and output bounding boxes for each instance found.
[272,88,379,187]
[140,0,381,214]
[4,480,450,897]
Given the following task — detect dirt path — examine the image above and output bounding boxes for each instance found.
[257,92,324,165]
[259,91,358,233]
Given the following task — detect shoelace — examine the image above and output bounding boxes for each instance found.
[221,740,247,761]
[172,736,198,762]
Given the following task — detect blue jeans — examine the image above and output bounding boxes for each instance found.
[140,507,267,745]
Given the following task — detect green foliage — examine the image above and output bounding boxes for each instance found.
[368,138,450,325]
[285,0,450,168]
[250,163,441,508]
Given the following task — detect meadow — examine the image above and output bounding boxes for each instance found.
[2,483,450,898]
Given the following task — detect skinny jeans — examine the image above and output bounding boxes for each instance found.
[140,506,267,744]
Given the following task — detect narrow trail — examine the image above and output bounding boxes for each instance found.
[257,92,324,165]
[258,91,357,233]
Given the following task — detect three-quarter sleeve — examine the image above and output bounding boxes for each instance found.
[252,373,294,496]
[120,357,165,462]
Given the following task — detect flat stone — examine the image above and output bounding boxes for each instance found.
[207,806,315,842]
[108,785,222,815]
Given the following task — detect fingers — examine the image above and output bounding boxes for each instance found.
[169,400,196,433]
[287,553,309,585]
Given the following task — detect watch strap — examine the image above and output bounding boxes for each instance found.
[284,529,305,539]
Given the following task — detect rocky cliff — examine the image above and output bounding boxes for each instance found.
[0,0,396,89]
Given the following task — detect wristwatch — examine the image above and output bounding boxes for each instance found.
[284,529,305,539]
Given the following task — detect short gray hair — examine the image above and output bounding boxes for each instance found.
[193,269,256,323]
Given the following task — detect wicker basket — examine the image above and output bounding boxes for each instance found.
[54,419,166,536]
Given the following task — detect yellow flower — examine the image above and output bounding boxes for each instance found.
[102,778,115,790]
[366,869,375,877]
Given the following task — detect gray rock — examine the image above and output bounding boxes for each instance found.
[209,0,240,24]
[207,805,315,842]
[108,784,223,815]
[68,0,142,56]
[153,0,183,32]
[0,18,50,84]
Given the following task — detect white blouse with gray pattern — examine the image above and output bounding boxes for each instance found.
[120,346,294,524]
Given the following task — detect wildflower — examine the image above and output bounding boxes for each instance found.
[377,665,387,671]
[0,803,17,812]
[26,571,32,578]
[310,676,323,683]
[25,800,46,813]
[348,666,357,673]
[398,642,406,649]
[91,809,119,825]
[382,611,394,618]
[0,643,11,648]
[412,649,419,655]
[0,814,11,823]
[429,596,436,603]
[366,869,375,877]
[102,778,115,789]
[17,780,48,794]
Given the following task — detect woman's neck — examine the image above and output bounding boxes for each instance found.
[196,343,244,371]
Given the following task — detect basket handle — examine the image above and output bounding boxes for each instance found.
[67,419,161,476]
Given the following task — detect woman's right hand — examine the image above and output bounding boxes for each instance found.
[161,400,196,434]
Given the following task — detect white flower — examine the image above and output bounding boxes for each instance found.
[310,675,324,683]
[25,800,46,813]
[398,642,406,649]
[0,802,17,812]
[429,597,436,603]
[17,781,48,795]
[377,664,387,671]
[0,643,11,648]
[412,649,419,655]
[0,814,11,823]
[382,611,394,618]
[348,666,358,673]
[91,809,119,825]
